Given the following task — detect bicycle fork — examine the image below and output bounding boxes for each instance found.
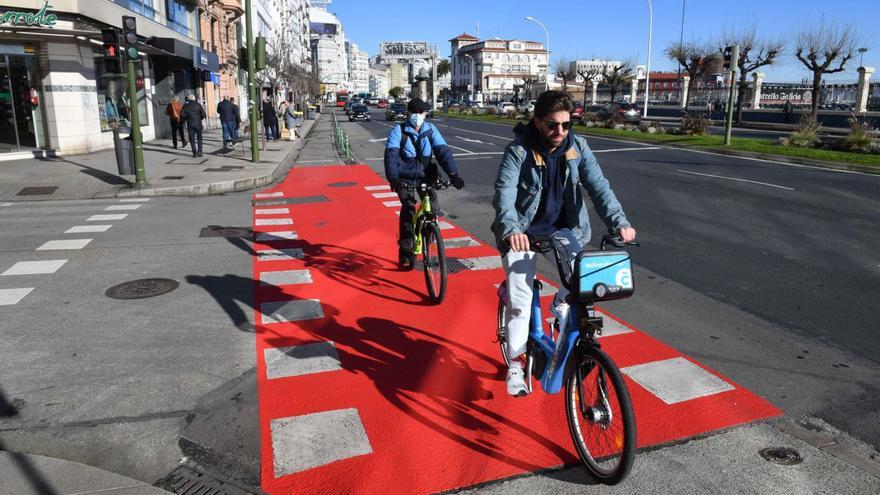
[576,349,614,429]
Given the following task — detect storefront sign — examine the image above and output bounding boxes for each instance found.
[0,2,58,27]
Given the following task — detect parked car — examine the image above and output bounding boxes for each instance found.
[464,101,484,109]
[386,102,407,121]
[496,101,516,113]
[596,102,641,124]
[377,99,388,109]
[571,102,585,122]
[517,99,536,113]
[369,97,379,106]
[422,100,435,119]
[349,104,372,122]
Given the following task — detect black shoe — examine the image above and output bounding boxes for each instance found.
[198,152,203,157]
[399,253,415,271]
[192,154,197,158]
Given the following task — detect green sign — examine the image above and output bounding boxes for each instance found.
[0,2,58,27]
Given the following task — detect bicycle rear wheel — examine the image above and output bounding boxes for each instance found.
[565,343,636,485]
[421,222,447,303]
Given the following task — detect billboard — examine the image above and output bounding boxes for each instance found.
[310,22,337,35]
[381,41,429,58]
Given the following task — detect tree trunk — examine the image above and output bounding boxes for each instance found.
[684,77,695,111]
[735,72,748,125]
[811,72,821,120]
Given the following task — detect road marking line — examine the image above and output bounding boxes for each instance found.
[435,123,509,140]
[255,231,298,242]
[442,236,480,248]
[87,214,127,221]
[438,221,454,230]
[622,357,735,404]
[256,218,293,226]
[372,192,398,198]
[2,260,67,276]
[369,137,388,142]
[0,288,33,305]
[260,269,313,286]
[383,200,402,207]
[257,248,304,261]
[458,256,503,270]
[118,198,150,202]
[255,208,290,215]
[0,202,13,207]
[260,299,324,324]
[364,185,390,191]
[455,135,493,145]
[36,239,92,250]
[255,192,284,198]
[677,169,795,190]
[104,204,141,211]
[65,225,112,233]
[445,144,475,154]
[452,151,504,157]
[270,408,372,477]
[264,341,341,379]
[593,146,661,153]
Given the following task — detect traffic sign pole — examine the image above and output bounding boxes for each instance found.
[724,45,739,146]
[245,0,259,162]
[127,58,147,187]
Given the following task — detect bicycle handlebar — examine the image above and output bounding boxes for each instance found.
[400,179,451,191]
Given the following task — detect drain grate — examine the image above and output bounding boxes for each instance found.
[199,226,253,238]
[445,258,470,274]
[155,463,254,495]
[106,278,179,300]
[759,447,803,465]
[17,186,58,196]
[327,181,357,187]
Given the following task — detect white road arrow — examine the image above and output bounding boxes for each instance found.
[455,135,494,146]
[369,137,388,142]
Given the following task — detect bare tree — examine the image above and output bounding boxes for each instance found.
[720,26,784,123]
[600,62,632,103]
[664,41,715,110]
[554,59,577,94]
[794,18,860,119]
[576,65,604,109]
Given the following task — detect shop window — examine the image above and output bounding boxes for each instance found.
[166,0,192,37]
[94,53,148,132]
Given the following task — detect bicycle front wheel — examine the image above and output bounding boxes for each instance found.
[421,222,447,303]
[565,344,636,485]
[496,287,510,367]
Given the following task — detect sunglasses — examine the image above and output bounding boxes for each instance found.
[543,120,572,131]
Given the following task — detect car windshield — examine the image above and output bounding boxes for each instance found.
[390,104,406,112]
[353,105,367,111]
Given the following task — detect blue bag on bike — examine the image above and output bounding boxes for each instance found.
[575,251,634,302]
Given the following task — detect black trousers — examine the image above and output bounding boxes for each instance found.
[170,119,186,147]
[397,187,439,255]
[187,125,203,156]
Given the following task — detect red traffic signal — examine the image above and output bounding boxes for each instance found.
[101,28,122,73]
[103,43,117,58]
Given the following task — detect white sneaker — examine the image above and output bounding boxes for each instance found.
[506,365,529,397]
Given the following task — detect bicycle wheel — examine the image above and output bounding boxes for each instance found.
[565,343,636,485]
[421,222,447,303]
[496,287,510,367]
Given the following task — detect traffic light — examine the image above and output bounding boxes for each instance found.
[722,46,733,70]
[255,36,266,70]
[101,28,122,73]
[239,46,248,67]
[122,15,138,61]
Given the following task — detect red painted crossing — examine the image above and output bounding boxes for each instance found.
[252,165,780,495]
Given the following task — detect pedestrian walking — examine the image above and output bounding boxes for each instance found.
[261,97,279,141]
[165,96,186,149]
[217,96,238,149]
[783,100,794,124]
[283,101,298,141]
[181,94,206,157]
[230,97,242,133]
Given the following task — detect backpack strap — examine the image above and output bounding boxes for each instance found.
[399,123,432,165]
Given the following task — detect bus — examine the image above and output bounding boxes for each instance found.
[335,90,349,107]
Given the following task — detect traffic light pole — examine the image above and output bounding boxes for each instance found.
[723,45,739,146]
[127,58,147,187]
[245,0,259,162]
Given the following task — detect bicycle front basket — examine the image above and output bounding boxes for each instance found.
[575,250,634,302]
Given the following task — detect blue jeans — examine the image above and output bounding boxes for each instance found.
[221,120,238,146]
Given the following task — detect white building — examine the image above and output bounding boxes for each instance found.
[308,6,348,93]
[369,64,389,98]
[346,42,369,93]
[450,33,548,102]
[284,0,312,74]
[570,59,622,83]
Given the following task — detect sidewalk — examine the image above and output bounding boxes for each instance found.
[0,116,322,201]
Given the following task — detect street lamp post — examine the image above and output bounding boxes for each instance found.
[643,0,653,118]
[525,16,551,88]
[463,53,475,102]
[858,47,868,68]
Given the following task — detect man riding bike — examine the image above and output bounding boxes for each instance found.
[492,90,636,396]
[384,98,465,270]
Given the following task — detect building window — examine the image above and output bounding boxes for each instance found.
[94,52,148,132]
[166,0,191,36]
[116,0,156,18]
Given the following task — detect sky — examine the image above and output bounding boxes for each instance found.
[325,0,879,83]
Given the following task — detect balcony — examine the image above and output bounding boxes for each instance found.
[217,0,244,16]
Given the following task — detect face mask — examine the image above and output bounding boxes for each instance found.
[408,113,425,128]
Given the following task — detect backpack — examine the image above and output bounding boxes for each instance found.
[398,123,438,180]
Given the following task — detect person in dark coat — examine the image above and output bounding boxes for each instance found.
[181,94,206,157]
[261,97,279,141]
[231,97,241,131]
[217,96,238,149]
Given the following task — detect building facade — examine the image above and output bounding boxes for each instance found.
[368,64,388,98]
[450,33,547,102]
[308,5,347,94]
[570,59,622,83]
[346,41,368,93]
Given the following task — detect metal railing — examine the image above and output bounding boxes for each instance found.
[331,111,350,160]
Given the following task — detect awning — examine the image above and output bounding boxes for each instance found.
[146,37,195,59]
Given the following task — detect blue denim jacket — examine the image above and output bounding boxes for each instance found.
[491,127,630,251]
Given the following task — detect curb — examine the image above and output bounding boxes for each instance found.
[436,114,880,175]
[112,115,321,198]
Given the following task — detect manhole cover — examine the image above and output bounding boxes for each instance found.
[155,462,253,495]
[200,226,253,238]
[759,447,803,465]
[445,258,470,274]
[106,278,179,300]
[327,181,357,187]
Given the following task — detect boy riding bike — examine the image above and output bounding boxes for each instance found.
[385,98,465,270]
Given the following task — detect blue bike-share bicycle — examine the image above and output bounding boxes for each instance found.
[496,231,638,484]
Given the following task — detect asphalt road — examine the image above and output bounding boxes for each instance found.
[339,108,880,449]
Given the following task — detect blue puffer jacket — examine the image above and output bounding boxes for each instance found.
[491,122,631,251]
[384,121,458,183]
